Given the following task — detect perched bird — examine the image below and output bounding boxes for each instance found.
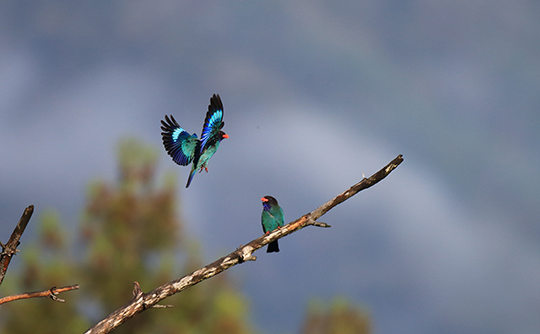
[161,94,229,188]
[261,195,285,253]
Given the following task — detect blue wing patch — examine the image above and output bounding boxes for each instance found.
[160,94,227,188]
[161,115,198,166]
[200,94,224,154]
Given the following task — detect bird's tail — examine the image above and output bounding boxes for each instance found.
[267,240,280,253]
[186,167,197,188]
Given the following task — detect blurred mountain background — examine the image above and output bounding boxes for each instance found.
[1,1,539,333]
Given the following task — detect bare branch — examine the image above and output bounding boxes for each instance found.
[85,154,404,334]
[0,284,79,305]
[0,205,34,286]
[0,206,80,306]
[310,221,331,228]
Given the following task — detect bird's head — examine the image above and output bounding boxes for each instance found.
[261,195,278,210]
[219,131,229,140]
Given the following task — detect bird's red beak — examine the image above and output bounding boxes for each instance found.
[261,197,268,202]
[223,133,229,139]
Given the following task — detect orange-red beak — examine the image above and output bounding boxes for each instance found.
[223,133,229,139]
[261,197,268,202]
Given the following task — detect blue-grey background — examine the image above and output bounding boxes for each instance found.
[1,1,539,333]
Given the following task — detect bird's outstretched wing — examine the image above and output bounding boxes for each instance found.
[199,94,224,154]
[161,115,199,166]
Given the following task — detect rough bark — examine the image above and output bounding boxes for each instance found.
[0,205,34,286]
[85,154,404,334]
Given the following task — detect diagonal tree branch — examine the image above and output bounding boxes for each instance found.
[0,284,80,305]
[0,205,34,286]
[85,154,404,334]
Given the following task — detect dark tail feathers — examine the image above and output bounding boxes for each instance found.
[267,240,280,253]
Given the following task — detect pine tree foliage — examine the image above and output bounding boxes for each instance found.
[0,138,252,334]
[301,297,371,334]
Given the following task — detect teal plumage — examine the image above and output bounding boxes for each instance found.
[261,196,284,253]
[161,94,228,188]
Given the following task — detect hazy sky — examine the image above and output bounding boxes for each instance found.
[1,1,540,333]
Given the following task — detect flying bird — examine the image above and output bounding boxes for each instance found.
[261,195,285,253]
[161,94,229,188]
